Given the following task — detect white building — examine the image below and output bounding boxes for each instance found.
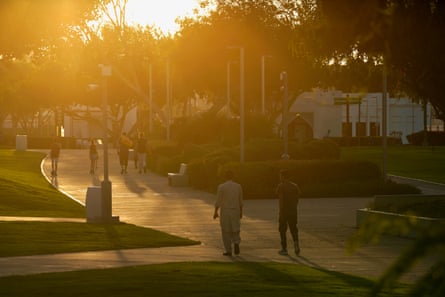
[280,89,440,144]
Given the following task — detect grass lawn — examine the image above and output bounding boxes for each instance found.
[341,145,445,217]
[0,149,199,257]
[340,145,445,184]
[0,262,408,297]
[0,147,429,296]
[0,150,85,218]
[0,221,198,257]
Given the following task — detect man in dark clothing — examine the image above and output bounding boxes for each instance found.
[276,169,301,256]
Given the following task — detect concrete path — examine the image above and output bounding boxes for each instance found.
[0,149,441,281]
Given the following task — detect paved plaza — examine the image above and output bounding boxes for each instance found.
[0,149,442,282]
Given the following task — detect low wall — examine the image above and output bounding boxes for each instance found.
[356,208,444,238]
[356,194,445,238]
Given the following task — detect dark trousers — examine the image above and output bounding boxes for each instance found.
[279,212,299,249]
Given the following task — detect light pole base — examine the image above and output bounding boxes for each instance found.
[87,216,120,224]
[101,180,116,223]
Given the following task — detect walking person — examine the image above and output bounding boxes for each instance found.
[49,137,61,176]
[131,133,138,169]
[136,132,147,174]
[89,138,99,175]
[213,170,244,256]
[276,169,301,256]
[118,132,131,174]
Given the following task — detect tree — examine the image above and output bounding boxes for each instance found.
[0,0,101,136]
[0,0,99,58]
[314,0,445,120]
[313,2,445,293]
[77,0,173,142]
[174,1,303,118]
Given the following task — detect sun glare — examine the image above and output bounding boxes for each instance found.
[125,0,201,34]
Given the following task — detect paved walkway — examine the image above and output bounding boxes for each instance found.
[0,149,442,281]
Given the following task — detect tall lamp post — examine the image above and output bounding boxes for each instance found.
[261,55,272,114]
[382,63,388,180]
[99,64,116,222]
[280,71,289,159]
[226,60,238,118]
[166,59,171,141]
[227,46,245,163]
[148,63,153,135]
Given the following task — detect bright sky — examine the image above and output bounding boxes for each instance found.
[125,0,201,34]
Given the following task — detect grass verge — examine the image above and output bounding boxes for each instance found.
[0,262,408,297]
[0,149,199,257]
[0,221,199,257]
[341,145,445,184]
[0,150,85,218]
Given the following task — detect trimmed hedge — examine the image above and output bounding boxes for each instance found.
[213,160,419,199]
[147,138,419,198]
[148,138,340,178]
[407,131,445,146]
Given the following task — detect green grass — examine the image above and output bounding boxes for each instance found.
[0,149,199,257]
[0,221,198,257]
[0,262,408,297]
[0,147,431,295]
[0,150,85,218]
[341,145,445,184]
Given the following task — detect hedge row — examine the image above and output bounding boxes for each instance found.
[148,138,341,175]
[407,131,445,146]
[147,139,419,198]
[204,160,417,199]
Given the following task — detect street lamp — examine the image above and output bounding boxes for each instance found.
[166,59,171,141]
[226,60,238,118]
[227,46,245,163]
[99,64,117,223]
[280,71,289,160]
[148,63,153,134]
[261,55,272,114]
[382,63,388,180]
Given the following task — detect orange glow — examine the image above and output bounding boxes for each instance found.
[125,0,200,34]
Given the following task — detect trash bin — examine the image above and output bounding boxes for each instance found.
[16,135,27,151]
[86,186,102,222]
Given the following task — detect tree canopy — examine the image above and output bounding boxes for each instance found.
[314,0,445,119]
[1,0,444,139]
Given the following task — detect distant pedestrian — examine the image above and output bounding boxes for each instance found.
[213,170,244,256]
[276,169,301,256]
[131,133,138,169]
[136,132,148,174]
[49,137,61,176]
[89,138,99,175]
[118,132,132,174]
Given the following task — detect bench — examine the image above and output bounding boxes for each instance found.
[168,163,189,187]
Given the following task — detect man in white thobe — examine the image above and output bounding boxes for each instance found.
[213,170,244,256]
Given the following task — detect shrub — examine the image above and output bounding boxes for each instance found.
[407,131,445,146]
[171,111,274,146]
[147,141,183,174]
[216,160,417,199]
[300,138,340,160]
[188,148,238,191]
